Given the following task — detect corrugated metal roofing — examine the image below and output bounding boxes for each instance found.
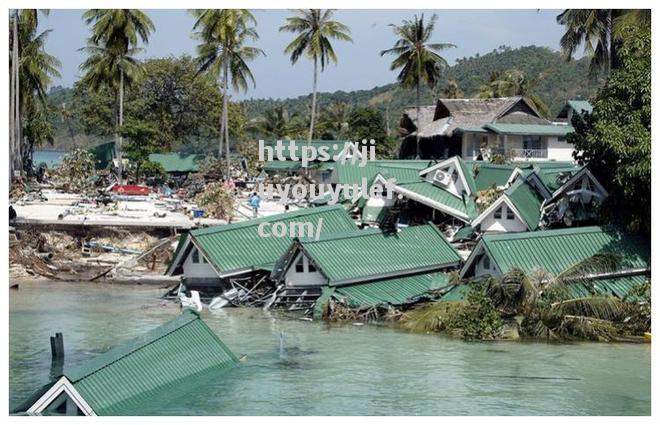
[186,205,357,275]
[472,163,517,191]
[262,160,301,172]
[66,310,238,415]
[457,157,478,194]
[148,153,202,173]
[535,166,581,192]
[566,273,649,299]
[299,224,461,286]
[395,181,474,220]
[484,123,574,136]
[478,226,650,276]
[333,160,432,186]
[505,180,544,230]
[332,272,450,307]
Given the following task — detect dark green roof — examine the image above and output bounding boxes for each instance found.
[262,160,301,172]
[148,153,203,173]
[534,165,581,192]
[484,123,574,136]
[471,163,517,191]
[333,160,432,186]
[456,157,478,194]
[168,205,357,276]
[505,180,545,230]
[330,272,450,308]
[65,310,237,415]
[475,226,650,276]
[295,224,461,286]
[88,142,116,170]
[565,273,649,299]
[395,181,476,221]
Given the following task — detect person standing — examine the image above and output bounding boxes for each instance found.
[249,192,261,218]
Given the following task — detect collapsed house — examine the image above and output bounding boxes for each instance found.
[14,310,238,416]
[270,224,461,312]
[165,205,358,289]
[459,226,650,298]
[399,96,577,161]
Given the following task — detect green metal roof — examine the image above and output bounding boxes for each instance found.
[177,205,357,276]
[297,224,461,286]
[439,283,472,301]
[566,273,649,299]
[148,153,203,173]
[505,180,544,230]
[66,310,238,415]
[568,100,593,115]
[484,123,574,137]
[331,272,450,308]
[333,160,432,186]
[362,204,388,224]
[88,142,116,170]
[456,157,478,194]
[477,226,650,276]
[471,163,517,191]
[534,166,581,192]
[395,181,476,220]
[262,160,302,172]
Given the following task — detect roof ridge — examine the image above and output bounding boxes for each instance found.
[66,310,201,382]
[191,205,345,236]
[483,226,607,243]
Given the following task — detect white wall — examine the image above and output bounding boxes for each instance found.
[182,247,218,278]
[546,136,575,162]
[474,252,500,278]
[423,160,466,197]
[284,252,328,288]
[479,202,528,233]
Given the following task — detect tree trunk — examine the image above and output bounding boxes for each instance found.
[223,60,230,178]
[117,69,124,183]
[9,14,15,181]
[609,9,623,73]
[13,10,22,176]
[309,56,318,142]
[218,68,226,161]
[415,59,421,160]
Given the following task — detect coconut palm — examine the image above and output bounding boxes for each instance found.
[80,9,154,182]
[251,106,305,140]
[280,9,352,143]
[9,9,61,174]
[192,9,264,176]
[476,69,551,118]
[320,101,351,139]
[381,14,455,159]
[442,79,463,99]
[556,9,650,75]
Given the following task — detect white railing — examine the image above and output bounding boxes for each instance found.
[487,148,548,159]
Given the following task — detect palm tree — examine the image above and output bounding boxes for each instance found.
[381,14,455,159]
[442,79,463,99]
[251,106,305,140]
[280,9,352,143]
[320,101,351,139]
[9,9,61,174]
[192,9,264,176]
[80,9,154,182]
[556,9,650,75]
[476,69,550,118]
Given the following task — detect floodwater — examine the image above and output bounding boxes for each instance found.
[9,281,651,416]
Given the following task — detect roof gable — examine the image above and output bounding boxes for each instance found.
[504,180,545,230]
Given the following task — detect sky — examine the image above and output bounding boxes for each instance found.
[38,9,567,100]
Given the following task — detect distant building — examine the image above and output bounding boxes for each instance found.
[555,99,593,123]
[399,96,575,161]
[148,152,204,181]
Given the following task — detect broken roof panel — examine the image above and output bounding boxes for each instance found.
[296,224,461,286]
[167,205,357,276]
[330,272,451,308]
[395,181,475,222]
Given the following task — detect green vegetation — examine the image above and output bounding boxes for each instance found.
[569,24,650,234]
[280,9,352,141]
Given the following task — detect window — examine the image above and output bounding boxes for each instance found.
[192,249,199,264]
[523,136,543,150]
[483,255,491,270]
[506,206,515,220]
[295,257,304,273]
[308,261,316,272]
[494,206,502,219]
[558,136,566,142]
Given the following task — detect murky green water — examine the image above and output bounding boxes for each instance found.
[9,281,651,415]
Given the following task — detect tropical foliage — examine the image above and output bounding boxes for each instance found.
[568,24,650,234]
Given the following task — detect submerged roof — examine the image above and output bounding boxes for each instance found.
[148,153,203,173]
[167,205,357,276]
[287,224,461,286]
[19,311,238,415]
[329,272,451,308]
[469,226,650,276]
